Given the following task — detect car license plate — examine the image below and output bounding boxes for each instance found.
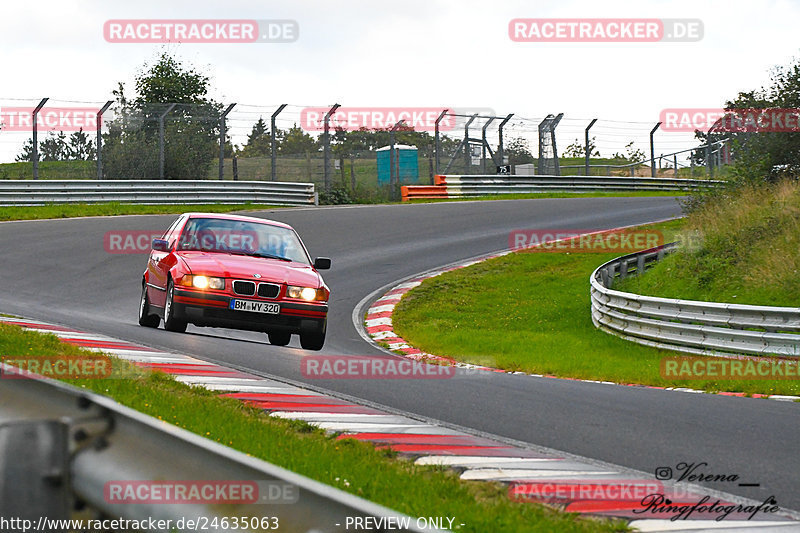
[229,299,280,314]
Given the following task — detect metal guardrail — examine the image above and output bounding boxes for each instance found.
[0,180,317,206]
[401,175,723,200]
[0,366,432,532]
[590,244,800,358]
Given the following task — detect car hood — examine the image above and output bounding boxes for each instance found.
[177,252,322,287]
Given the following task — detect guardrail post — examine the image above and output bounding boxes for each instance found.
[481,117,495,173]
[271,104,287,181]
[95,101,113,180]
[497,114,514,172]
[585,118,597,176]
[159,104,177,180]
[434,109,448,175]
[31,98,48,180]
[218,103,236,181]
[649,122,661,178]
[323,103,341,193]
[463,114,478,175]
[0,420,71,519]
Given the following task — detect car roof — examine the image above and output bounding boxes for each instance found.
[182,212,293,230]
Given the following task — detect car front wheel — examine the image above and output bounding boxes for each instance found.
[163,279,187,333]
[300,329,325,351]
[268,332,291,346]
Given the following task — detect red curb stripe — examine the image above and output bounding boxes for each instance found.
[366,325,394,333]
[377,444,517,455]
[61,339,150,350]
[251,403,381,414]
[2,321,76,332]
[366,311,393,320]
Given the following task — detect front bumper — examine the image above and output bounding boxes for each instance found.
[173,288,327,334]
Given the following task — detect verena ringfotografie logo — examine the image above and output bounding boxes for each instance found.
[660,108,800,132]
[104,480,298,505]
[104,19,298,43]
[0,107,101,132]
[301,356,456,379]
[510,229,664,253]
[300,107,455,132]
[509,18,703,42]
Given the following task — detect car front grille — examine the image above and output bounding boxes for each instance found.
[258,283,281,298]
[232,280,256,296]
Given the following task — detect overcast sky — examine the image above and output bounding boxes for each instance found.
[1,0,798,163]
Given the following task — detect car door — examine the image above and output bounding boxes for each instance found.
[148,216,184,307]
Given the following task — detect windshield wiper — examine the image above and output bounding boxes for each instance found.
[225,250,292,261]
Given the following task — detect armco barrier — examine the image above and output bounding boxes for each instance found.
[0,365,429,531]
[590,244,800,358]
[0,180,317,206]
[401,174,723,200]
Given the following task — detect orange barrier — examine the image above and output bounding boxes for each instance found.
[433,174,448,186]
[401,185,448,201]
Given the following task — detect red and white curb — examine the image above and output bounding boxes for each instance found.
[362,252,800,403]
[2,315,799,532]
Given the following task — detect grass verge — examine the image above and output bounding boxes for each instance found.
[616,181,800,306]
[0,322,627,533]
[391,219,800,397]
[0,203,287,222]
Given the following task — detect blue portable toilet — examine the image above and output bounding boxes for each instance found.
[376,145,419,185]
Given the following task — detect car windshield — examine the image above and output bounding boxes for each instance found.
[177,217,310,264]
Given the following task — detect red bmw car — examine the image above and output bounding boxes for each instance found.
[138,213,331,350]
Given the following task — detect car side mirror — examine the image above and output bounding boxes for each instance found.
[313,257,331,270]
[152,238,169,252]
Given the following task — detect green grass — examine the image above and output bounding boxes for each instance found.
[0,202,288,222]
[616,181,800,307]
[0,160,95,180]
[391,219,800,397]
[0,322,627,532]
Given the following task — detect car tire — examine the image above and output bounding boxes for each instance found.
[300,331,325,351]
[163,279,187,333]
[268,332,291,346]
[138,283,161,328]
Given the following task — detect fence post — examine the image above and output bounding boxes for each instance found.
[585,118,597,176]
[271,104,287,181]
[674,154,678,177]
[389,120,405,201]
[434,109,448,175]
[218,103,236,181]
[497,114,514,171]
[323,103,341,192]
[649,122,661,178]
[481,117,495,174]
[463,114,477,175]
[159,104,177,180]
[95,100,113,180]
[31,98,48,180]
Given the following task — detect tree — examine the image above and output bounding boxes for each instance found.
[67,129,96,160]
[239,117,272,158]
[504,137,535,165]
[563,136,600,158]
[280,124,318,155]
[102,52,221,179]
[612,141,646,163]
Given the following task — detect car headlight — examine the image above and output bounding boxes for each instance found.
[287,285,319,301]
[191,275,225,290]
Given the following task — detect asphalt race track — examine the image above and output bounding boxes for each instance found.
[2,196,798,511]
